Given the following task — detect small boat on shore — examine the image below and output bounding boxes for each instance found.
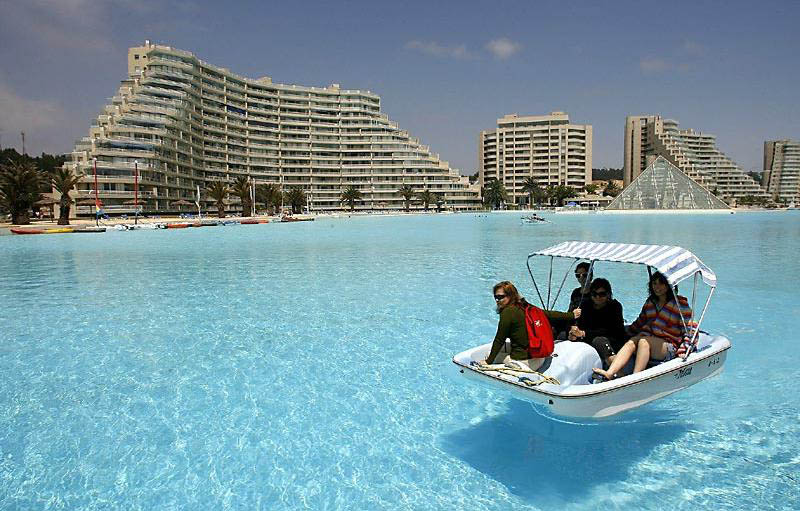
[280,216,313,222]
[11,227,74,234]
[72,226,106,233]
[453,241,731,418]
[10,228,45,235]
[166,223,191,229]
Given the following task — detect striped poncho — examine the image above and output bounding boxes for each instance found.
[630,295,695,348]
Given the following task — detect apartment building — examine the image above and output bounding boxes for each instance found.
[763,140,800,204]
[479,112,592,206]
[67,41,480,215]
[624,115,768,203]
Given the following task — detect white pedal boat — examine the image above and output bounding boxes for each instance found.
[453,241,731,418]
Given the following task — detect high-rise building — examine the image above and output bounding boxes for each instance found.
[66,41,480,215]
[763,140,800,205]
[623,115,768,203]
[479,112,592,206]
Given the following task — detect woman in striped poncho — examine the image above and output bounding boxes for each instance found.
[593,272,693,380]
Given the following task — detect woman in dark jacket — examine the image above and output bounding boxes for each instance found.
[568,278,625,367]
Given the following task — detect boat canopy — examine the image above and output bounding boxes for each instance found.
[530,241,716,287]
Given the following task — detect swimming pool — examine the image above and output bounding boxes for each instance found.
[1,212,798,509]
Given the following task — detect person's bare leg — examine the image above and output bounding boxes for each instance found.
[634,337,652,373]
[594,340,635,379]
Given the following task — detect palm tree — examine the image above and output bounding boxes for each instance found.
[206,181,229,218]
[397,184,415,211]
[256,183,282,215]
[51,167,83,225]
[434,193,445,212]
[340,186,363,212]
[0,160,46,225]
[603,181,621,197]
[584,183,599,195]
[545,184,556,206]
[482,178,507,210]
[417,189,436,211]
[230,175,253,216]
[551,185,577,206]
[285,187,306,214]
[521,177,546,207]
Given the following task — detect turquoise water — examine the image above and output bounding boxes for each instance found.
[1,212,798,510]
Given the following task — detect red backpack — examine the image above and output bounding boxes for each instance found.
[519,303,554,358]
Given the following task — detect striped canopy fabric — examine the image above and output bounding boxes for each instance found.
[531,241,716,287]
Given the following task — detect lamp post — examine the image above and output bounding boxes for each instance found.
[196,184,201,219]
[93,158,101,226]
[134,160,139,225]
[250,177,256,217]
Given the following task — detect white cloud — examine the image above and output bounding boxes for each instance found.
[0,81,65,136]
[405,40,472,59]
[485,38,521,60]
[682,40,707,57]
[640,57,671,73]
[640,56,694,74]
[2,0,115,53]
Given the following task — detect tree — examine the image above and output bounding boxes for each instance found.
[434,193,445,212]
[603,181,621,197]
[551,185,577,206]
[206,181,229,218]
[256,183,282,214]
[231,175,253,216]
[397,184,415,211]
[544,185,556,206]
[285,187,306,214]
[417,189,436,211]
[339,186,363,212]
[521,177,546,207]
[482,178,508,210]
[584,183,599,195]
[51,167,83,225]
[0,160,46,225]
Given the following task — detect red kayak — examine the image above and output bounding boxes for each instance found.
[10,228,45,235]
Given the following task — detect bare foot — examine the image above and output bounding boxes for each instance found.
[592,368,615,380]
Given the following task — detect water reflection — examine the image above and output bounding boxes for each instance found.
[441,399,689,506]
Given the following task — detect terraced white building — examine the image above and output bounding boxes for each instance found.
[763,140,800,205]
[624,115,769,203]
[67,41,480,215]
[479,112,592,206]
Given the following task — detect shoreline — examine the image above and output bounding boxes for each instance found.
[2,207,795,235]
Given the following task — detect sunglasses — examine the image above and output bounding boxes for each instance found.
[494,294,507,301]
[591,291,608,298]
[575,272,587,278]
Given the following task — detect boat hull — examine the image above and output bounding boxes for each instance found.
[453,334,730,418]
[10,228,45,234]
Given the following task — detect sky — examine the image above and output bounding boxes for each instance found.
[1,0,798,174]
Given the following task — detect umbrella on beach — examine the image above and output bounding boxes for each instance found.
[170,199,194,206]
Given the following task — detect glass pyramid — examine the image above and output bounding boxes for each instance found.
[606,156,729,210]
